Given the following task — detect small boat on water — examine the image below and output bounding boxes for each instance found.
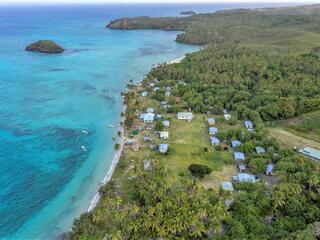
[107,124,115,128]
[81,129,89,135]
[81,145,87,152]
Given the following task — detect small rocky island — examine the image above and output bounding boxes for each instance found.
[25,40,64,54]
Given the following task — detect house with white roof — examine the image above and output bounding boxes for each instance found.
[177,112,193,121]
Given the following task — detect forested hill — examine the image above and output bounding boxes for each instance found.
[107,4,320,49]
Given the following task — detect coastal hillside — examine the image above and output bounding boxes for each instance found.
[70,4,320,240]
[107,4,320,48]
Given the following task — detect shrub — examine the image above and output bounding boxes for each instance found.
[188,164,212,178]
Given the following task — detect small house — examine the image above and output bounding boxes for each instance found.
[146,108,154,113]
[221,181,234,192]
[209,127,218,135]
[224,113,231,121]
[233,173,259,183]
[266,164,274,176]
[165,86,171,91]
[298,147,320,161]
[159,143,168,154]
[131,142,140,152]
[160,101,168,106]
[210,136,220,146]
[238,164,246,172]
[175,96,181,104]
[143,136,151,142]
[163,120,170,128]
[165,91,171,97]
[223,109,228,114]
[149,82,155,87]
[177,112,193,121]
[231,140,241,148]
[208,117,216,125]
[141,113,155,123]
[141,91,148,97]
[156,114,162,120]
[234,152,245,161]
[244,120,254,129]
[159,131,169,140]
[255,146,266,154]
[153,87,160,92]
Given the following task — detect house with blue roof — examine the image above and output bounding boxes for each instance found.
[255,146,266,154]
[210,136,220,146]
[141,113,155,123]
[209,127,218,135]
[163,120,170,127]
[238,164,246,172]
[141,91,148,97]
[266,164,274,176]
[146,107,154,113]
[233,173,259,183]
[159,143,168,154]
[231,140,241,148]
[244,120,254,129]
[208,117,215,125]
[299,147,320,161]
[234,152,245,161]
[221,181,234,192]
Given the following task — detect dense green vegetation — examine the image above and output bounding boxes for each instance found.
[70,4,320,240]
[107,4,320,48]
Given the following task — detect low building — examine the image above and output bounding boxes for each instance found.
[131,142,140,152]
[244,120,254,129]
[159,143,168,154]
[156,114,162,120]
[177,112,193,121]
[231,140,241,148]
[175,96,181,104]
[233,173,259,183]
[143,159,152,171]
[141,91,148,97]
[208,117,215,125]
[165,91,171,97]
[238,164,247,172]
[163,120,170,128]
[146,107,154,113]
[165,86,171,91]
[143,136,151,142]
[234,152,245,161]
[256,146,266,154]
[210,136,220,146]
[209,127,218,135]
[299,147,320,161]
[224,113,231,121]
[159,131,169,140]
[221,181,234,192]
[223,109,228,114]
[153,87,160,92]
[266,164,274,176]
[141,113,155,123]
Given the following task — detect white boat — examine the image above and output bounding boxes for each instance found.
[81,129,89,135]
[107,124,115,128]
[81,145,87,152]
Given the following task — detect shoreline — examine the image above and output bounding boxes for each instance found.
[85,55,186,213]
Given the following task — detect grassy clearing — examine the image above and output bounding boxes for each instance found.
[268,127,320,149]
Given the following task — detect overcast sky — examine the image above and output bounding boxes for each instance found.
[1,0,319,4]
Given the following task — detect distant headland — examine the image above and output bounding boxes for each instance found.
[25,40,64,54]
[180,11,196,15]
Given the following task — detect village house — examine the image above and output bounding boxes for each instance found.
[266,164,274,176]
[238,164,247,172]
[146,107,154,113]
[209,126,218,135]
[255,146,266,154]
[210,136,220,146]
[234,152,245,161]
[177,112,193,121]
[159,143,168,154]
[140,113,155,123]
[244,120,254,129]
[224,113,231,121]
[221,181,234,192]
[143,159,152,171]
[141,91,148,97]
[175,96,181,104]
[163,120,170,128]
[208,117,215,125]
[233,173,259,183]
[131,142,140,152]
[159,131,169,140]
[298,146,320,161]
[165,91,171,97]
[231,140,241,148]
[153,87,160,92]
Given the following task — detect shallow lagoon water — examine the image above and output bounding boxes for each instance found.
[0,3,296,239]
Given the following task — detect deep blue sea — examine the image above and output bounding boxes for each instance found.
[0,2,298,239]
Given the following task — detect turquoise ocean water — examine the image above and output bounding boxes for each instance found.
[0,3,296,239]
